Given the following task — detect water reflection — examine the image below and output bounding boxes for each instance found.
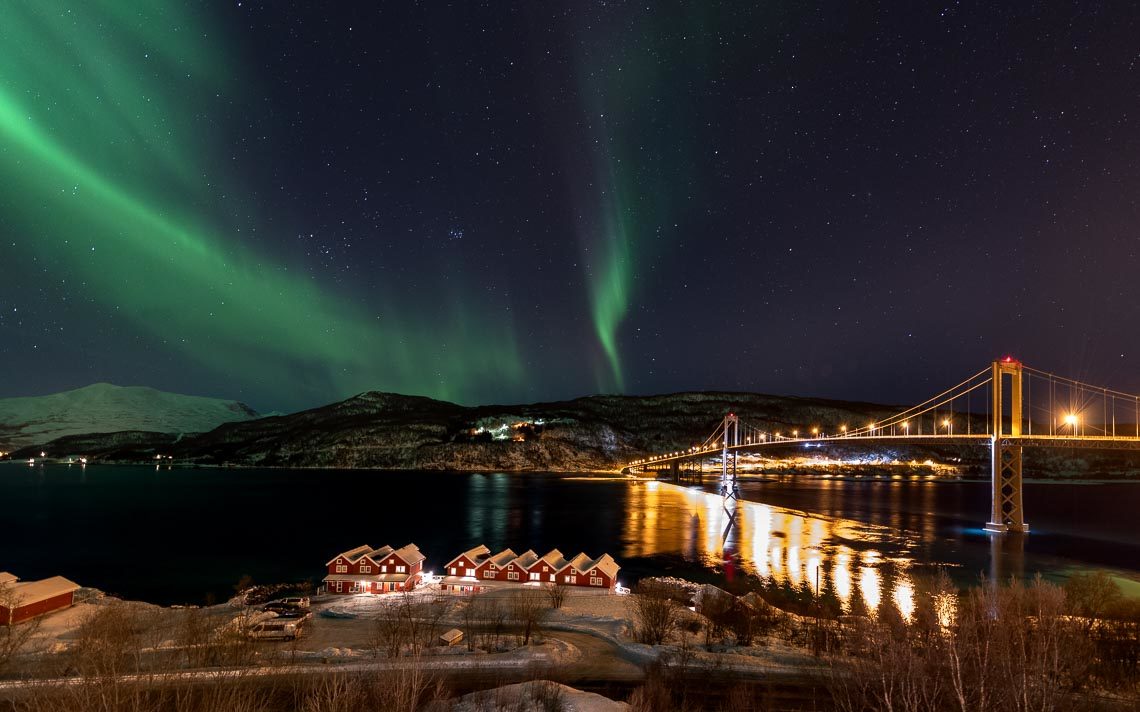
[623,482,930,617]
[466,473,509,544]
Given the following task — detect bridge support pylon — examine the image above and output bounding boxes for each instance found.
[985,359,1029,534]
[721,413,740,518]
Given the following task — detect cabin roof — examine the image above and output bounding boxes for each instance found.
[445,545,491,568]
[511,550,539,569]
[487,549,518,568]
[392,543,425,566]
[4,576,79,608]
[325,545,374,566]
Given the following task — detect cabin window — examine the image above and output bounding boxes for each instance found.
[466,568,475,577]
[529,573,540,581]
[359,565,371,573]
[449,566,457,576]
[483,569,495,578]
[389,559,395,564]
[549,574,555,582]
[381,565,387,573]
[335,565,347,573]
[396,565,406,573]
[508,572,519,581]
[591,577,603,586]
[564,575,576,584]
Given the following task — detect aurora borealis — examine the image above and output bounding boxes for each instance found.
[2,2,1139,411]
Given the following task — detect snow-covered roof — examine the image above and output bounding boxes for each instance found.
[445,545,491,568]
[561,552,593,573]
[362,545,396,563]
[587,554,620,580]
[511,550,539,569]
[538,550,569,571]
[487,549,518,568]
[0,572,17,586]
[323,573,411,584]
[392,543,425,566]
[4,576,79,608]
[439,575,480,585]
[325,545,374,566]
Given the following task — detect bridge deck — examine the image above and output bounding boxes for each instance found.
[630,433,1140,469]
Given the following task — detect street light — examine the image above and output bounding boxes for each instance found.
[840,425,847,436]
[902,421,910,435]
[943,418,952,435]
[1064,413,1078,435]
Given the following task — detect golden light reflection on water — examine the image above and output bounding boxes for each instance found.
[623,481,923,617]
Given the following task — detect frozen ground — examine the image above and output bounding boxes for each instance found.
[14,581,820,684]
[437,680,629,712]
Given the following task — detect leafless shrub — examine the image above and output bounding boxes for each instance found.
[1066,572,1123,631]
[529,680,567,712]
[630,582,679,646]
[301,673,366,712]
[508,589,549,646]
[826,574,1099,712]
[0,582,43,672]
[544,583,568,610]
[699,588,735,649]
[463,595,509,652]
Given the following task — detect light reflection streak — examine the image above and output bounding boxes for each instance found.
[621,481,927,618]
[893,572,915,622]
[832,547,853,610]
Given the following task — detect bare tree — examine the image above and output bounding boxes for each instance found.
[0,582,42,673]
[1065,571,1123,632]
[371,601,409,659]
[544,583,568,610]
[629,582,679,646]
[509,589,549,646]
[826,574,1095,712]
[699,588,734,649]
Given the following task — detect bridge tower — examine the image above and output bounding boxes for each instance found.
[986,359,1028,534]
[721,413,740,514]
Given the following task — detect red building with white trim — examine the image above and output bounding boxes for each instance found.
[1,572,80,625]
[440,546,620,594]
[323,543,425,595]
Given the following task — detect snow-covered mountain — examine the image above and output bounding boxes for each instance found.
[0,383,258,450]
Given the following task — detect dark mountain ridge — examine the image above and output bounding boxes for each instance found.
[10,390,1139,477]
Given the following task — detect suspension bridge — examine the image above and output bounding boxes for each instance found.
[624,358,1140,534]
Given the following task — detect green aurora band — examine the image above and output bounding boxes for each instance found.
[576,6,713,392]
[0,2,521,407]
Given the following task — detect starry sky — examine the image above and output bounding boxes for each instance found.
[1,1,1137,413]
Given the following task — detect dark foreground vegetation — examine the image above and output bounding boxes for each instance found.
[2,571,1138,711]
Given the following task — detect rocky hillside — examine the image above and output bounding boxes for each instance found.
[10,390,905,470]
[10,389,1140,477]
[0,383,258,451]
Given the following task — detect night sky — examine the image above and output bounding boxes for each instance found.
[1,2,1137,413]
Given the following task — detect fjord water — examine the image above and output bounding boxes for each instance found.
[2,464,1138,609]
